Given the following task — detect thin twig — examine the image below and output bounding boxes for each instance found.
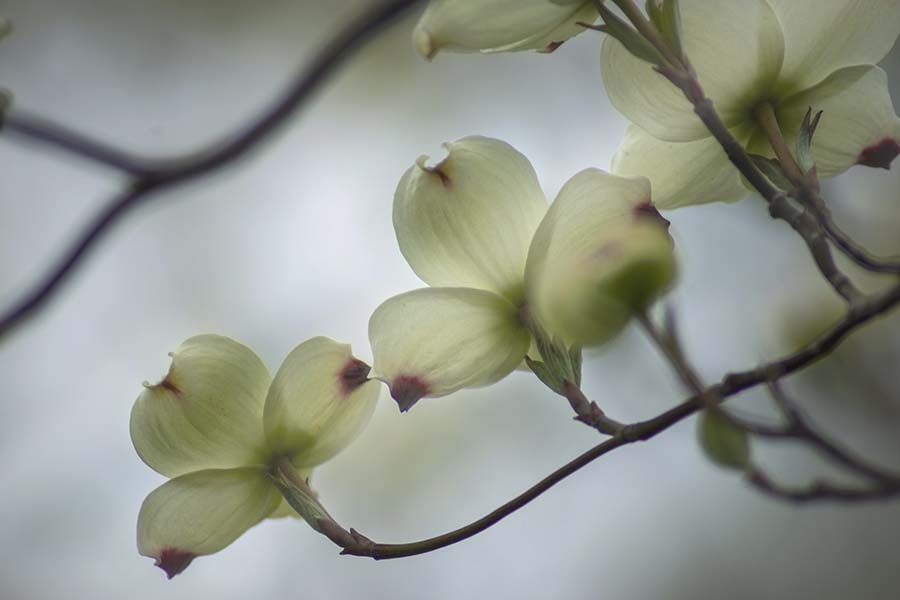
[765,381,900,486]
[809,202,900,274]
[747,468,900,503]
[338,283,900,559]
[2,111,159,177]
[0,0,424,341]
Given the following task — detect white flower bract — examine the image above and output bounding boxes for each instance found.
[413,0,598,59]
[370,137,677,410]
[604,0,900,209]
[131,335,379,578]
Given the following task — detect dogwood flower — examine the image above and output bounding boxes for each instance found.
[131,335,379,578]
[412,0,598,60]
[369,136,676,411]
[603,0,900,209]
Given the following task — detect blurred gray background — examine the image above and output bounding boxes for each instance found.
[1,1,899,599]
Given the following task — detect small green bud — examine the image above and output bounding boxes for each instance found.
[698,409,751,470]
[645,0,684,63]
[598,3,665,66]
[796,107,824,175]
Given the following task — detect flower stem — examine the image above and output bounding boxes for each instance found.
[752,101,807,186]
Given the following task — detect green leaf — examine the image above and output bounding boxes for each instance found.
[598,3,665,66]
[698,409,751,470]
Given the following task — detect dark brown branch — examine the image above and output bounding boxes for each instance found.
[765,381,900,486]
[562,381,625,435]
[809,202,900,274]
[339,283,900,559]
[2,111,159,177]
[747,468,900,504]
[605,0,864,303]
[0,0,424,341]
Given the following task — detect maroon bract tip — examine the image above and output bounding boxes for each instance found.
[338,358,371,396]
[858,138,900,170]
[155,548,196,579]
[540,41,564,53]
[431,165,451,189]
[156,377,182,397]
[389,375,431,413]
[634,201,671,230]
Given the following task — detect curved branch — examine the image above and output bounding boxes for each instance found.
[2,112,157,176]
[340,281,900,559]
[0,0,423,341]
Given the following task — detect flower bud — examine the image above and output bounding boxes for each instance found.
[413,0,598,60]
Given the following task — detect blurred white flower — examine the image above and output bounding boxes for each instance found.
[412,0,598,60]
[370,136,676,411]
[604,0,900,208]
[131,335,379,578]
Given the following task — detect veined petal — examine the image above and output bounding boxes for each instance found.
[413,0,597,60]
[130,335,270,479]
[263,337,380,469]
[600,0,784,142]
[394,136,547,303]
[776,66,900,177]
[612,123,755,209]
[768,0,900,95]
[137,467,281,578]
[369,287,530,412]
[526,169,673,345]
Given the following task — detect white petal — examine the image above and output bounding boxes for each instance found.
[525,169,675,345]
[130,335,270,478]
[263,337,380,469]
[413,0,597,59]
[137,467,281,578]
[768,0,900,94]
[612,123,754,209]
[394,136,547,303]
[369,287,530,411]
[600,0,784,142]
[776,66,900,177]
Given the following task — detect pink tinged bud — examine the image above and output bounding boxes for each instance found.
[388,375,431,413]
[155,548,196,579]
[857,138,900,169]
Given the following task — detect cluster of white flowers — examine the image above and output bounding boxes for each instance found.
[131,0,899,578]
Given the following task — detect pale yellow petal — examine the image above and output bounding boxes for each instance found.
[612,123,755,209]
[777,66,900,177]
[767,0,900,94]
[394,136,547,303]
[130,335,270,478]
[263,337,380,469]
[600,0,783,142]
[369,287,530,411]
[136,467,281,578]
[413,0,597,59]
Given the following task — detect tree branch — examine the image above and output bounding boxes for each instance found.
[337,282,900,559]
[0,0,424,342]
